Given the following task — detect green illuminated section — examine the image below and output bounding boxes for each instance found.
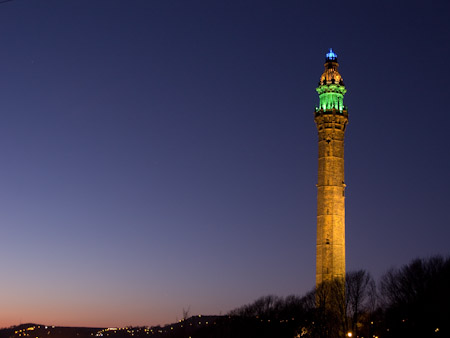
[319,92,343,110]
[316,84,347,111]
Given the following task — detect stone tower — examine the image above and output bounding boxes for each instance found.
[314,49,348,287]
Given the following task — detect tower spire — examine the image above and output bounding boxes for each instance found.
[314,49,348,287]
[325,48,337,61]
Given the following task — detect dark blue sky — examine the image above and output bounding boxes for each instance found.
[0,0,449,328]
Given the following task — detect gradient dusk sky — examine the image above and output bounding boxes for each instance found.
[0,0,449,329]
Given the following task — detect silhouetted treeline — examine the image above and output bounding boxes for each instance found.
[1,255,449,338]
[380,256,450,338]
[228,294,307,320]
[229,255,450,338]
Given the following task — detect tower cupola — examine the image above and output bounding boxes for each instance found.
[316,48,347,112]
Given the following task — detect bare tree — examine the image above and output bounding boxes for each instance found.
[182,306,191,321]
[380,256,450,337]
[308,280,345,338]
[346,270,375,336]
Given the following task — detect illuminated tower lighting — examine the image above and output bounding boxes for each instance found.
[314,48,348,287]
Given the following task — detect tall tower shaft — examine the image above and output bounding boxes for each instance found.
[314,49,348,287]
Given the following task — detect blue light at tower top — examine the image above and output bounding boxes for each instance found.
[326,48,337,61]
